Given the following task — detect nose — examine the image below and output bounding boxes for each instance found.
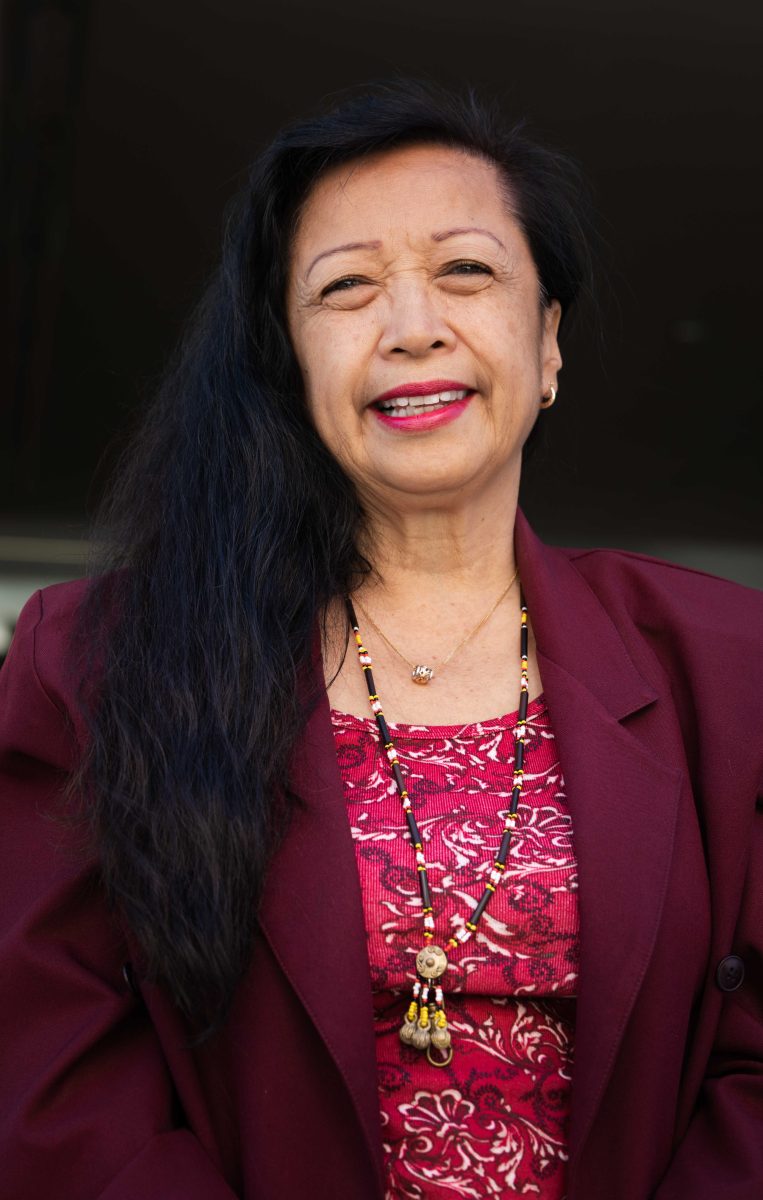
[377,278,456,358]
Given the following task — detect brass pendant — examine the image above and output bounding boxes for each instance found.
[415,945,448,979]
[411,664,434,685]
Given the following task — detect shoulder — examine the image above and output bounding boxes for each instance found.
[561,546,763,787]
[564,545,763,638]
[0,579,91,769]
[562,546,763,747]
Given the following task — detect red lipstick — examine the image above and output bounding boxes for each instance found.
[372,396,473,432]
[371,379,474,405]
[369,379,475,432]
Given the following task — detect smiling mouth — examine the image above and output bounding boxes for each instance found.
[374,388,473,416]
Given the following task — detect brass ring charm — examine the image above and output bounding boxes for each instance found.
[426,1044,453,1068]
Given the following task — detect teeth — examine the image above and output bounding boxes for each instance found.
[377,389,470,415]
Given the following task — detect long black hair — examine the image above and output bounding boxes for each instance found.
[70,79,595,1042]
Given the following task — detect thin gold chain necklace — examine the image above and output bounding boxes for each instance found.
[352,567,519,685]
[346,587,530,1067]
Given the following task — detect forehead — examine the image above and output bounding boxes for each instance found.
[291,143,517,261]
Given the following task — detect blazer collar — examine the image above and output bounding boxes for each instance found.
[258,507,682,1190]
[513,506,658,720]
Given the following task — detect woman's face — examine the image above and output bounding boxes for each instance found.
[286,143,562,512]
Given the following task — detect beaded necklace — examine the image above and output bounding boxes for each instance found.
[346,589,531,1068]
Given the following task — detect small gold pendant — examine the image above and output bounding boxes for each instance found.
[415,945,448,978]
[411,664,434,685]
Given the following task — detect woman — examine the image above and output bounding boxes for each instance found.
[0,81,761,1200]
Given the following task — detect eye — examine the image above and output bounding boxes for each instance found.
[321,275,367,298]
[444,260,493,277]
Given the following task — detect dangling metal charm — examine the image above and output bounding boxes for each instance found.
[400,979,423,1047]
[411,664,434,685]
[401,949,453,1065]
[399,1000,419,1046]
[427,1008,453,1067]
[410,1002,432,1050]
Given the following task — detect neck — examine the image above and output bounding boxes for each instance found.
[356,478,520,607]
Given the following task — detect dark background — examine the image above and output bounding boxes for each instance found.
[2,0,761,617]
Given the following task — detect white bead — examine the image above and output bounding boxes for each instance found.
[489,868,503,886]
[416,851,426,866]
[424,914,435,929]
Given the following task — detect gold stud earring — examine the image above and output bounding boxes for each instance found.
[539,384,557,409]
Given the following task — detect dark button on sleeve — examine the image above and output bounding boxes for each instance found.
[715,954,745,992]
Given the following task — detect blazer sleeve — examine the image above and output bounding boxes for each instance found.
[653,783,763,1199]
[0,590,238,1200]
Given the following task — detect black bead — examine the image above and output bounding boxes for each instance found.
[469,888,493,924]
[518,690,528,721]
[419,871,432,909]
[498,829,513,861]
[514,740,524,772]
[392,762,406,794]
[406,810,422,845]
[510,787,521,813]
[520,625,528,656]
[364,668,376,696]
[376,714,391,745]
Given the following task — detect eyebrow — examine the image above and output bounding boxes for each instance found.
[304,226,506,281]
[306,240,382,279]
[432,226,506,252]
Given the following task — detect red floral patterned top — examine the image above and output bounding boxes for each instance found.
[330,693,579,1200]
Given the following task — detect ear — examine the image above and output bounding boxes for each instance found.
[542,298,563,375]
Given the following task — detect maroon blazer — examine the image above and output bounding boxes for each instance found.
[1,508,762,1200]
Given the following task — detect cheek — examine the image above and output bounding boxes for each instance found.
[301,321,371,422]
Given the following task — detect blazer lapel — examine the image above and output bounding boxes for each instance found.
[514,509,683,1169]
[257,658,385,1191]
